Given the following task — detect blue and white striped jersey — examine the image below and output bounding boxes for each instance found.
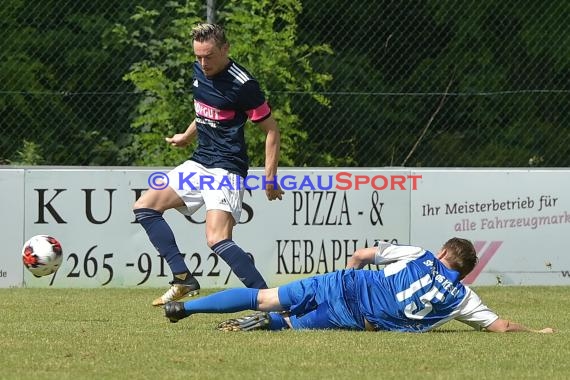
[353,242,498,332]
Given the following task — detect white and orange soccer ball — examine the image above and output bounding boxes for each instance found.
[22,235,63,277]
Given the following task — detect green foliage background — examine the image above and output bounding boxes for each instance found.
[113,0,333,167]
[0,0,568,167]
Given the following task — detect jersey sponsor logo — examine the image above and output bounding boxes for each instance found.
[462,241,503,284]
[194,100,235,121]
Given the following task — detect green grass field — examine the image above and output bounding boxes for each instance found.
[1,286,568,380]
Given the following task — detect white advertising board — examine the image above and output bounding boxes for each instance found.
[3,167,569,288]
[0,169,24,287]
[410,169,570,285]
[19,168,411,288]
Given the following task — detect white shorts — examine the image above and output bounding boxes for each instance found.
[167,160,244,223]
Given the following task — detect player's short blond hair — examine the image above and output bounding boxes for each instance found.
[191,23,227,47]
[442,237,478,279]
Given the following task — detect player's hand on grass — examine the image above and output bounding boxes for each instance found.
[266,182,284,201]
[536,327,554,333]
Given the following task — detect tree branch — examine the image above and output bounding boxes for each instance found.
[401,73,455,166]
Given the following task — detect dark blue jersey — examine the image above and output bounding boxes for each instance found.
[190,60,271,178]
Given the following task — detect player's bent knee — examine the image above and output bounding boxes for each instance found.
[205,233,231,248]
[132,199,145,210]
[206,237,221,248]
[257,288,281,311]
[133,188,183,212]
[133,190,155,210]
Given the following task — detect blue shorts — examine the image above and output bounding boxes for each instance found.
[277,270,365,330]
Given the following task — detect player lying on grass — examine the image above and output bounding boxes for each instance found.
[164,237,554,333]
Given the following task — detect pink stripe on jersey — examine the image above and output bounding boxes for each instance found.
[246,102,271,122]
[194,100,235,120]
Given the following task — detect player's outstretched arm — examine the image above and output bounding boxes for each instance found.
[165,120,197,147]
[346,247,377,269]
[347,241,424,269]
[258,116,284,201]
[485,318,554,333]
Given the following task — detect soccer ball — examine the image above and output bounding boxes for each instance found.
[22,235,63,277]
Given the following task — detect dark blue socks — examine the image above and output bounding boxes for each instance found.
[134,208,189,278]
[134,209,267,289]
[183,288,259,314]
[212,239,268,289]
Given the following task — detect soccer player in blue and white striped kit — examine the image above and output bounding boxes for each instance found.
[165,238,553,333]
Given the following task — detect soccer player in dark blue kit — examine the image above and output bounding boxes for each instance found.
[164,238,554,334]
[134,23,284,306]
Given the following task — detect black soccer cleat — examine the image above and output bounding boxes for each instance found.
[164,301,190,323]
[217,312,271,332]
